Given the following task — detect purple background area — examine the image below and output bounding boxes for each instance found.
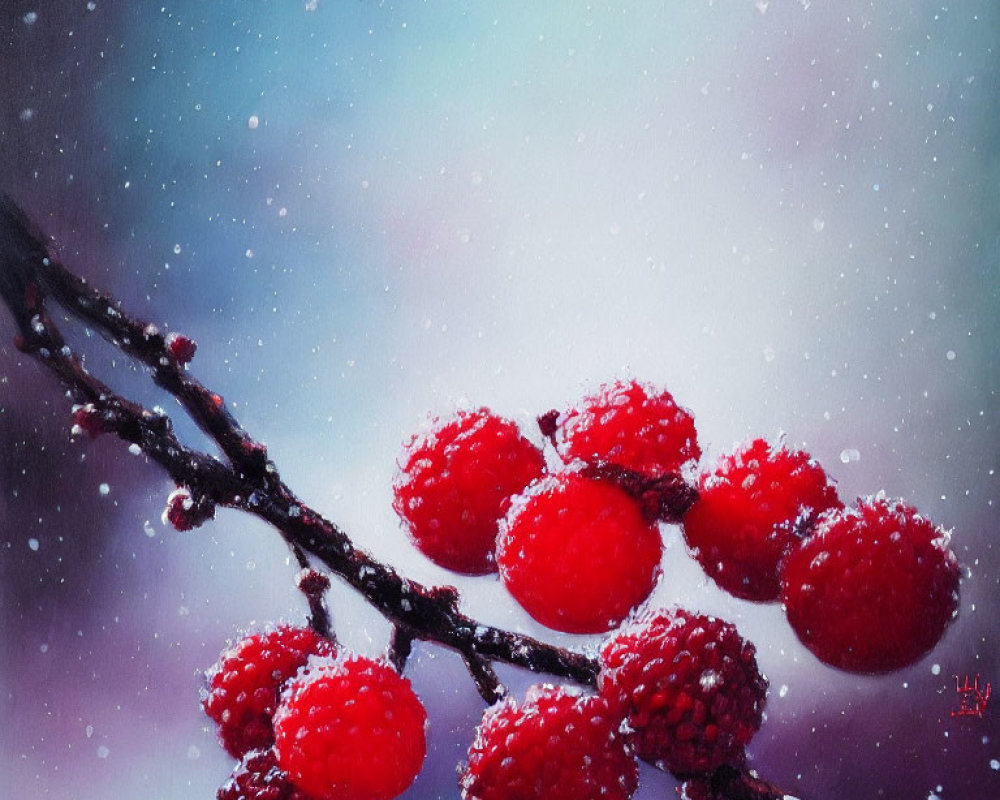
[2,2,999,798]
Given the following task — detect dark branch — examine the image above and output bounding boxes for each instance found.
[0,195,787,800]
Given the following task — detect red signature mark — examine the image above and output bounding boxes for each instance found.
[951,674,991,718]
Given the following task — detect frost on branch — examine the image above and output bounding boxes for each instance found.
[0,195,960,800]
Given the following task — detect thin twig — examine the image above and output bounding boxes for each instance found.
[0,195,791,800]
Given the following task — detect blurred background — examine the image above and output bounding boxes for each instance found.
[1,1,998,798]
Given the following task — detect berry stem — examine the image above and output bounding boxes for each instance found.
[388,625,414,673]
[0,196,790,800]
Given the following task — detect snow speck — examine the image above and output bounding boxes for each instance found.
[128,443,142,456]
[763,346,776,363]
[839,448,860,464]
[931,663,941,676]
[779,684,789,698]
[87,2,97,10]
[990,759,999,770]
[28,538,40,551]
[812,218,825,232]
[173,244,182,255]
[305,0,320,11]
[946,350,956,361]
[85,725,94,739]
[19,108,34,122]
[97,745,110,759]
[40,643,48,653]
[247,114,259,129]
[99,483,111,496]
[187,745,201,759]
[23,12,38,25]
[245,249,254,259]
[699,669,721,690]
[143,520,156,538]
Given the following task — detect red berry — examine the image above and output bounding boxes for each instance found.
[599,607,767,775]
[393,408,546,574]
[166,331,197,364]
[497,472,663,634]
[682,439,842,602]
[203,626,335,759]
[460,684,639,800]
[781,496,961,673]
[273,654,427,800]
[553,379,700,477]
[217,748,312,800]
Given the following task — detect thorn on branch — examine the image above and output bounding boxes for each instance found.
[463,653,506,705]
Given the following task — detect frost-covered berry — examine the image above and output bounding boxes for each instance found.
[203,626,335,759]
[599,607,767,775]
[497,472,663,634]
[781,496,961,673]
[393,408,546,574]
[217,748,312,800]
[682,438,842,602]
[460,684,638,800]
[273,654,426,800]
[552,379,700,477]
[166,331,197,364]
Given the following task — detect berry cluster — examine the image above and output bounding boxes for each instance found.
[203,627,426,800]
[1,195,964,800]
[391,379,960,674]
[394,381,698,634]
[460,608,766,800]
[203,377,960,800]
